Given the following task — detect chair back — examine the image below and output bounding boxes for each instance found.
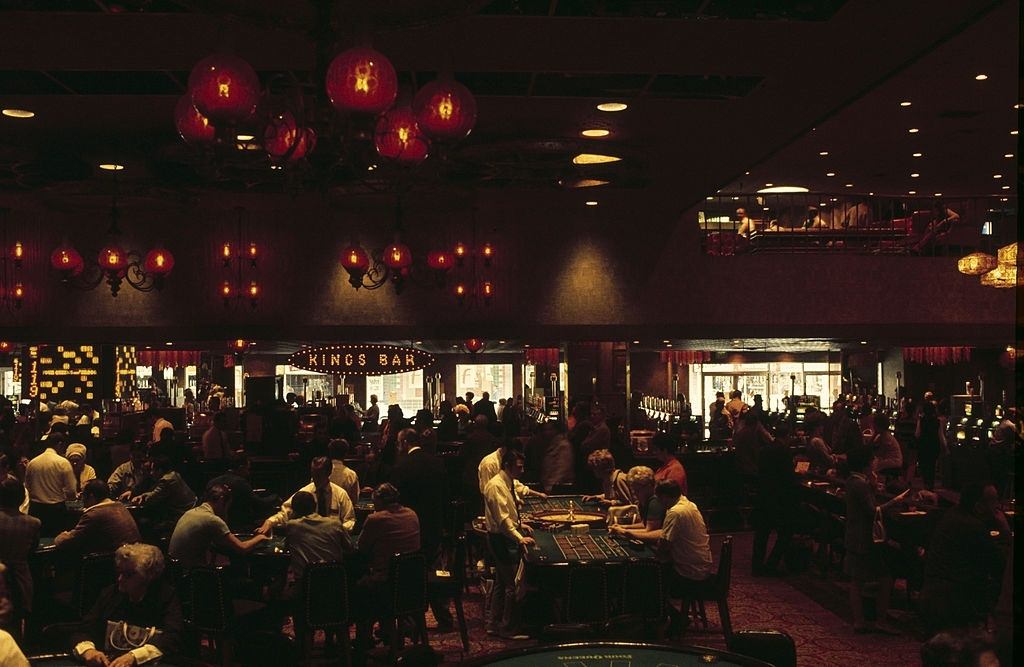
[621,559,664,621]
[715,536,733,597]
[73,552,116,619]
[728,629,797,667]
[299,562,349,630]
[388,552,427,616]
[187,566,230,633]
[565,563,608,624]
[451,535,467,586]
[447,499,466,540]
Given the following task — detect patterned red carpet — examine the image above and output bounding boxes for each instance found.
[420,532,923,666]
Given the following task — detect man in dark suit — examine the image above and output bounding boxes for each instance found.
[390,430,454,631]
[472,391,498,425]
[54,479,141,555]
[459,416,497,516]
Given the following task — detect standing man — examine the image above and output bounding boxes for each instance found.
[363,394,380,432]
[24,434,77,536]
[482,450,533,639]
[478,439,546,500]
[0,478,41,620]
[257,456,355,534]
[202,411,232,460]
[736,207,757,238]
[472,391,498,424]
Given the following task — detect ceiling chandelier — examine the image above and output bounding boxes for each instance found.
[176,36,478,178]
[978,242,1021,288]
[50,192,174,297]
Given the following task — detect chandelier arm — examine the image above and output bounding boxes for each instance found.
[124,263,156,292]
[361,255,389,290]
[64,263,107,291]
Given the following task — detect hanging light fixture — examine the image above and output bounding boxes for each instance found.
[413,77,477,141]
[264,111,317,164]
[325,46,398,114]
[174,95,216,146]
[464,338,484,353]
[49,195,173,296]
[978,242,1021,288]
[188,53,260,127]
[374,106,430,164]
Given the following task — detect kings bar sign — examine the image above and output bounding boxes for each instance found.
[287,344,436,376]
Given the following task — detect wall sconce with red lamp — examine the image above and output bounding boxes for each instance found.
[221,207,261,308]
[1,209,27,310]
[464,338,484,353]
[229,338,254,363]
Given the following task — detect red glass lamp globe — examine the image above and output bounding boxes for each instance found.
[413,79,477,140]
[188,53,260,125]
[464,338,484,353]
[264,111,317,162]
[50,246,84,275]
[98,244,129,273]
[341,244,370,273]
[383,242,413,269]
[144,247,175,275]
[375,107,430,164]
[427,250,454,271]
[174,96,216,145]
[325,47,398,114]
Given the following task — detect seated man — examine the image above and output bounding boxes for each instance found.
[656,479,713,600]
[168,483,268,569]
[356,483,420,584]
[55,479,141,555]
[911,200,961,252]
[609,465,666,542]
[108,443,149,501]
[131,456,197,536]
[257,456,355,535]
[0,563,30,666]
[69,543,182,666]
[208,454,272,531]
[282,491,352,590]
[0,479,41,622]
[582,448,635,506]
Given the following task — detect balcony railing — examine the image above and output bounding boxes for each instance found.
[699,193,1016,256]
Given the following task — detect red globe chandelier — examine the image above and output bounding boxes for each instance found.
[178,28,477,173]
[49,192,174,296]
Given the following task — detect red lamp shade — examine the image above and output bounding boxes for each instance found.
[427,250,454,271]
[174,95,216,145]
[99,244,129,273]
[375,107,430,164]
[464,338,484,353]
[50,246,84,275]
[413,78,477,141]
[325,47,398,114]
[383,242,412,269]
[341,244,370,273]
[144,247,175,275]
[230,339,250,352]
[188,53,260,125]
[264,111,317,162]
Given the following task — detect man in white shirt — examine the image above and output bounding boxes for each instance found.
[482,449,534,639]
[328,439,360,503]
[24,435,77,536]
[257,456,355,534]
[151,409,174,444]
[478,440,546,500]
[658,479,713,597]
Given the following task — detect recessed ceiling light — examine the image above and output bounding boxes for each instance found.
[632,340,640,344]
[1011,130,1019,135]
[764,183,773,187]
[165,342,173,346]
[1004,154,1014,158]
[1014,103,1023,109]
[826,172,836,177]
[869,192,874,195]
[270,164,282,170]
[665,343,673,347]
[498,340,506,344]
[1001,197,1008,201]
[908,190,917,195]
[912,152,923,157]
[662,339,670,344]
[859,341,868,345]
[99,163,124,171]
[899,101,912,107]
[975,74,988,80]
[2,108,34,119]
[567,178,610,188]
[415,340,424,344]
[757,186,809,193]
[585,200,598,206]
[934,192,942,196]
[910,173,920,178]
[581,128,610,138]
[596,102,628,112]
[744,171,750,175]
[572,153,621,165]
[819,202,828,206]
[236,134,255,141]
[844,183,853,187]
[829,197,837,202]
[908,128,919,133]
[1001,185,1009,190]
[993,174,1002,179]
[819,151,829,156]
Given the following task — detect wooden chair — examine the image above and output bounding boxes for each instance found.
[728,629,797,667]
[71,552,116,619]
[427,535,469,652]
[184,565,266,666]
[385,552,429,661]
[677,536,733,640]
[541,563,608,642]
[295,562,351,667]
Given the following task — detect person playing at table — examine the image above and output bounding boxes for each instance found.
[482,449,534,639]
[0,453,30,514]
[656,479,713,633]
[919,482,1009,635]
[0,563,29,666]
[538,419,574,493]
[257,456,355,535]
[130,456,197,538]
[65,443,97,498]
[168,483,268,568]
[0,478,40,626]
[609,466,666,543]
[327,438,360,504]
[844,444,907,635]
[69,542,183,667]
[478,437,546,500]
[582,448,635,506]
[282,490,352,595]
[55,479,141,555]
[650,432,688,496]
[201,410,232,460]
[869,412,903,480]
[108,442,147,501]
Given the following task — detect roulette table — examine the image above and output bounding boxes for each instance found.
[526,530,655,564]
[462,641,771,667]
[523,496,606,528]
[523,495,600,512]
